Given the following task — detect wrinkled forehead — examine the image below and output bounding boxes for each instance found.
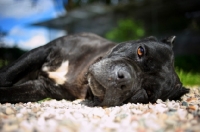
[143,41,173,56]
[109,39,173,58]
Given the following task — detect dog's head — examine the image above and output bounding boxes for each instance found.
[87,36,189,106]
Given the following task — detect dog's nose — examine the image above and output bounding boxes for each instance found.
[116,70,132,90]
[117,70,131,80]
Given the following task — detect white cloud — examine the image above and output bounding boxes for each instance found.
[49,29,67,41]
[19,34,48,50]
[54,30,66,38]
[0,0,56,18]
[0,0,67,50]
[6,26,49,50]
[9,26,28,37]
[4,26,66,50]
[16,29,67,50]
[1,37,15,47]
[18,29,66,50]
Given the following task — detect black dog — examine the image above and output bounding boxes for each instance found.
[0,33,189,106]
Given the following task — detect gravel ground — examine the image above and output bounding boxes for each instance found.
[0,88,200,132]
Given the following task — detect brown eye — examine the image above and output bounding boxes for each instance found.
[137,46,144,57]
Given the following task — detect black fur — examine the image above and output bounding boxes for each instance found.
[0,33,189,106]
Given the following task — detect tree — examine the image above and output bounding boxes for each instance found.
[105,19,145,42]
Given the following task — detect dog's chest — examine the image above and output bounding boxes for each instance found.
[42,60,69,85]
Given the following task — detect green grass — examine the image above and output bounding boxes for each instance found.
[37,98,52,103]
[176,68,200,86]
[0,59,9,68]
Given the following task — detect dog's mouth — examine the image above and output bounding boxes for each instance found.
[86,57,138,106]
[87,73,105,104]
[87,72,135,106]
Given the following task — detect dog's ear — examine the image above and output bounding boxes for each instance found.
[168,84,190,101]
[161,36,176,47]
[147,36,157,41]
[124,89,149,104]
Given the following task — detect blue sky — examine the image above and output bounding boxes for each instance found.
[0,0,67,50]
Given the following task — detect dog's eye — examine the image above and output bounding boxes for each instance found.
[137,46,144,57]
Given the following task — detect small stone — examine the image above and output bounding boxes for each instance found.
[144,119,161,131]
[156,99,163,104]
[182,101,188,107]
[45,113,55,120]
[187,113,194,120]
[0,88,200,132]
[5,103,11,107]
[92,108,105,117]
[16,113,24,118]
[168,108,177,112]
[3,123,18,132]
[73,112,84,119]
[114,114,127,122]
[72,99,84,104]
[166,101,179,109]
[26,102,32,108]
[59,109,65,114]
[154,103,168,113]
[20,108,28,114]
[32,106,40,113]
[188,105,198,111]
[20,120,34,132]
[104,127,116,132]
[105,108,110,115]
[180,106,187,109]
[131,109,143,114]
[0,112,7,118]
[177,109,187,120]
[5,107,16,115]
[187,97,198,103]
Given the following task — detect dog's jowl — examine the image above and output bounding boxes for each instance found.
[0,33,189,106]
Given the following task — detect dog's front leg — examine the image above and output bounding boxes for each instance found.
[0,45,51,87]
[0,80,49,103]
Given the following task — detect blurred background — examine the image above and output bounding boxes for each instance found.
[0,0,200,86]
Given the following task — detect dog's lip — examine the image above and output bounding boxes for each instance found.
[87,73,105,101]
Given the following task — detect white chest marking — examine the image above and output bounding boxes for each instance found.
[43,61,69,85]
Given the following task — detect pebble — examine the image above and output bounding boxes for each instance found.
[182,101,188,107]
[188,105,198,111]
[3,123,18,131]
[5,107,16,115]
[0,88,200,132]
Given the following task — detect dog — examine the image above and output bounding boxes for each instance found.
[0,33,189,106]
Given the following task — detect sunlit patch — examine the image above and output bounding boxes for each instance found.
[43,61,69,85]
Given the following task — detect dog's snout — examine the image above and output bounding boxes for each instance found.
[117,70,124,79]
[117,70,129,79]
[116,70,132,90]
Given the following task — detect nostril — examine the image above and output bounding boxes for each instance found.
[115,69,132,91]
[117,70,124,79]
[120,85,126,90]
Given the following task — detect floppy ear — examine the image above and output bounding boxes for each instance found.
[124,89,149,104]
[145,36,158,41]
[168,84,190,101]
[161,36,176,47]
